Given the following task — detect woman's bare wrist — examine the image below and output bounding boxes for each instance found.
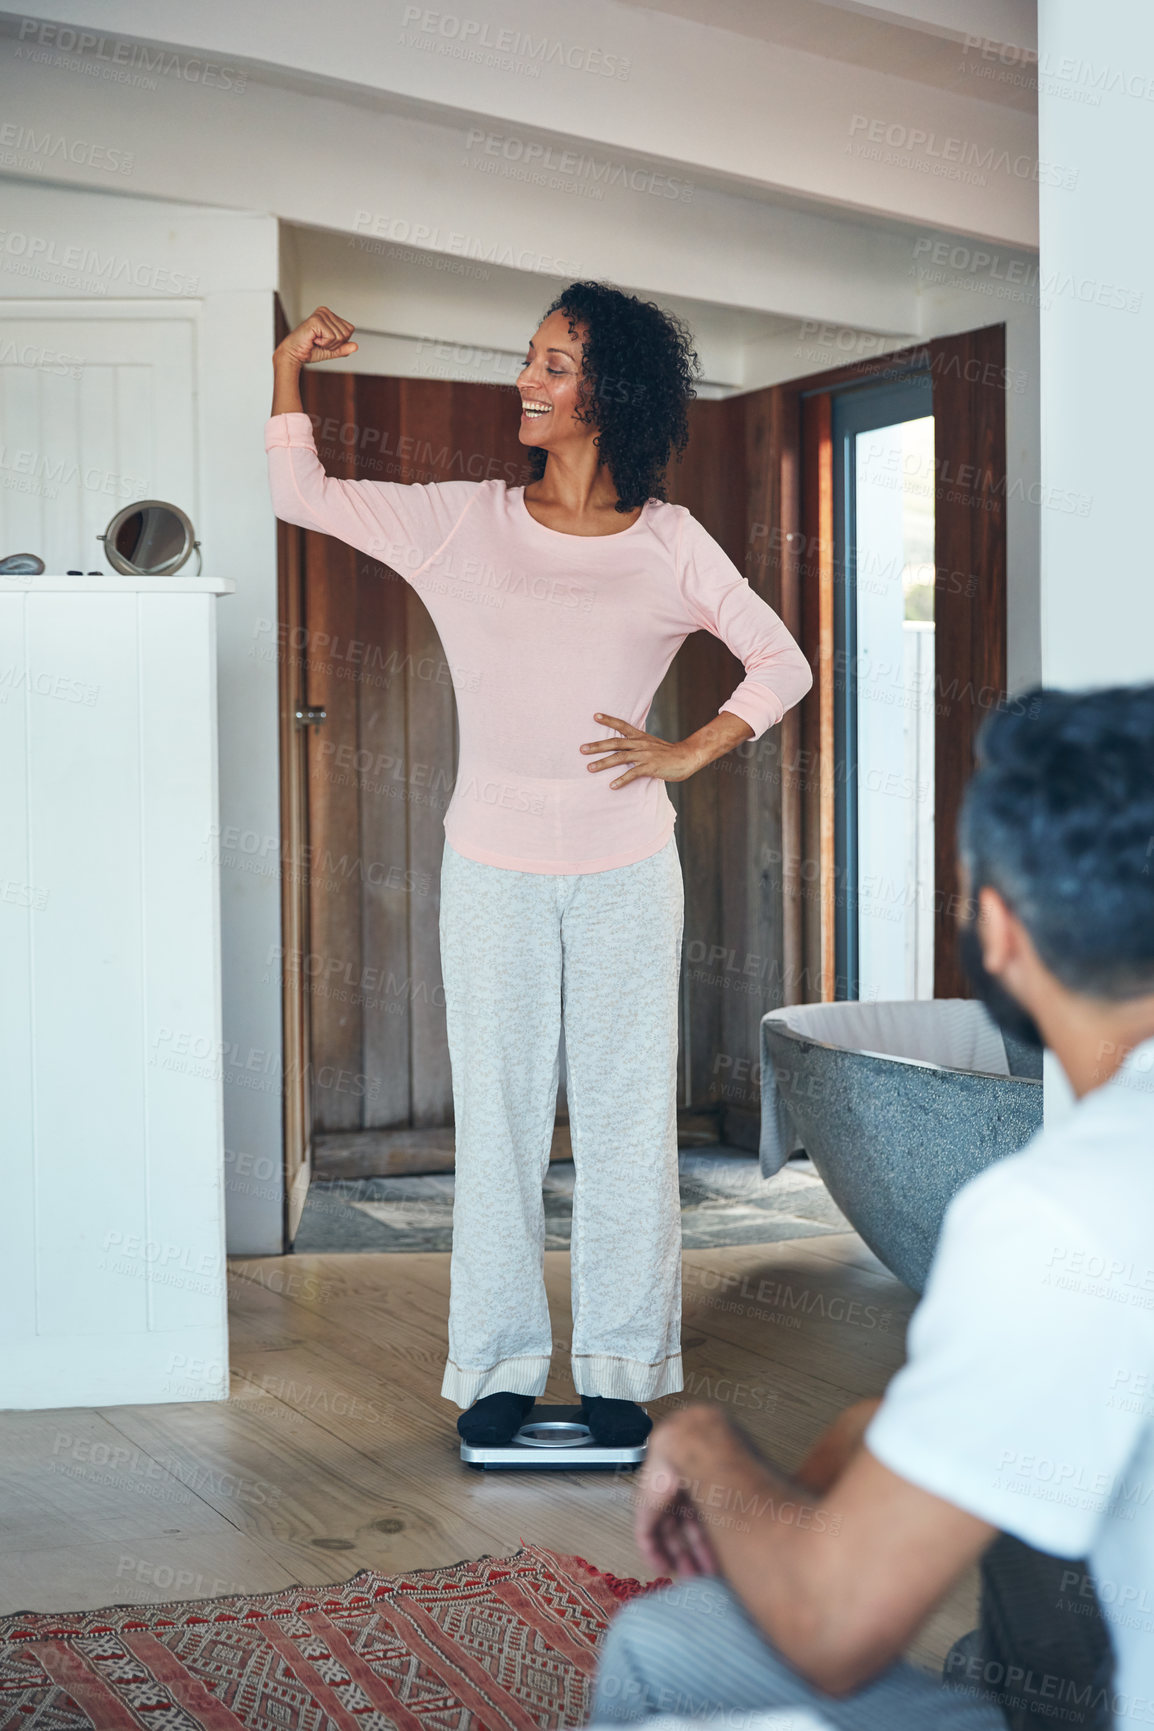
[271,349,304,416]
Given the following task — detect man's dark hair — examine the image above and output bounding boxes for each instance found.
[959,684,1154,1000]
[524,280,700,512]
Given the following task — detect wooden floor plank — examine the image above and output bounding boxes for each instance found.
[0,1229,970,1680]
[0,1530,302,1614]
[97,1384,507,1586]
[0,1408,240,1552]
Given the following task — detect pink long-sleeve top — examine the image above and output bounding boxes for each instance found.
[266,411,812,874]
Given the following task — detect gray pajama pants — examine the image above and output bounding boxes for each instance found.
[588,1576,1008,1730]
[438,835,685,1408]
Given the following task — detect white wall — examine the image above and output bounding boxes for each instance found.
[1037,0,1154,687]
[1034,0,1153,1126]
[0,183,285,1254]
[11,0,1039,245]
[0,13,1043,697]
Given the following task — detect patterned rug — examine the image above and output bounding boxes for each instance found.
[0,1543,665,1730]
[294,1151,849,1253]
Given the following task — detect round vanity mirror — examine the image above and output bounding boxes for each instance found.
[100,500,201,576]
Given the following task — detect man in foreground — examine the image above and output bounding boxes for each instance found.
[590,684,1154,1730]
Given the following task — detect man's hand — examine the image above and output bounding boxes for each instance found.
[634,1404,778,1578]
[634,1408,725,1577]
[632,1400,997,1698]
[580,709,753,789]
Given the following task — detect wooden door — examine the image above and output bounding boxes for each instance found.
[272,297,313,1239]
[276,499,313,1237]
[0,309,196,571]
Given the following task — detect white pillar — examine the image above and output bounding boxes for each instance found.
[1038,0,1154,687]
[1037,1,1154,1121]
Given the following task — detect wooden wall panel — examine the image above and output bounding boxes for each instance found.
[668,389,797,1142]
[303,371,363,1132]
[301,371,529,1139]
[799,392,835,1004]
[929,325,1008,998]
[398,378,457,1128]
[352,375,413,1130]
[666,399,747,1119]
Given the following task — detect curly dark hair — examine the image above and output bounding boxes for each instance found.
[524,281,700,512]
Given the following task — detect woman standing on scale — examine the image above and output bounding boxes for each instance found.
[266,283,812,1448]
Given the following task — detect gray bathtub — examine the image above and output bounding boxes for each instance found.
[759,1000,1044,1292]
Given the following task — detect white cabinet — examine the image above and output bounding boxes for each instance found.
[1,574,235,1407]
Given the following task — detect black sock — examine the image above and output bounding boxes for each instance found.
[577,1395,652,1447]
[456,1391,536,1445]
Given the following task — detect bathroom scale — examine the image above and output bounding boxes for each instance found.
[460,1403,649,1469]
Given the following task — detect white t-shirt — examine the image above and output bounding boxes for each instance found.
[867,1035,1154,1728]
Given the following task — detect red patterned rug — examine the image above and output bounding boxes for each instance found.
[0,1543,668,1729]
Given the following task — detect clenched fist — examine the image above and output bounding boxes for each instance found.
[275,305,359,369]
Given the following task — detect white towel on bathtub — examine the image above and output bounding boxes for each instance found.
[758,999,1010,1176]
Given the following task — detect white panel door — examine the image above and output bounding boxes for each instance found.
[0,312,196,576]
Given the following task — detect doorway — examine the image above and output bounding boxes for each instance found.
[790,325,1008,1010]
[274,322,1009,1221]
[831,374,935,1002]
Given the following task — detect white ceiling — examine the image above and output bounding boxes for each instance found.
[614,0,1037,108]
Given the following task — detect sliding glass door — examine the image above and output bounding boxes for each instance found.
[832,374,935,1002]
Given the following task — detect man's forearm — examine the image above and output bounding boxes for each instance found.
[650,1407,992,1698]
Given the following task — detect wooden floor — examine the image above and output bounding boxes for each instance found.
[0,1228,976,1679]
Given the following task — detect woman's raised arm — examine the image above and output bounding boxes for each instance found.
[265,310,480,580]
[271,305,358,416]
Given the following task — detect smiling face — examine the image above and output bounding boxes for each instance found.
[516,308,592,452]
